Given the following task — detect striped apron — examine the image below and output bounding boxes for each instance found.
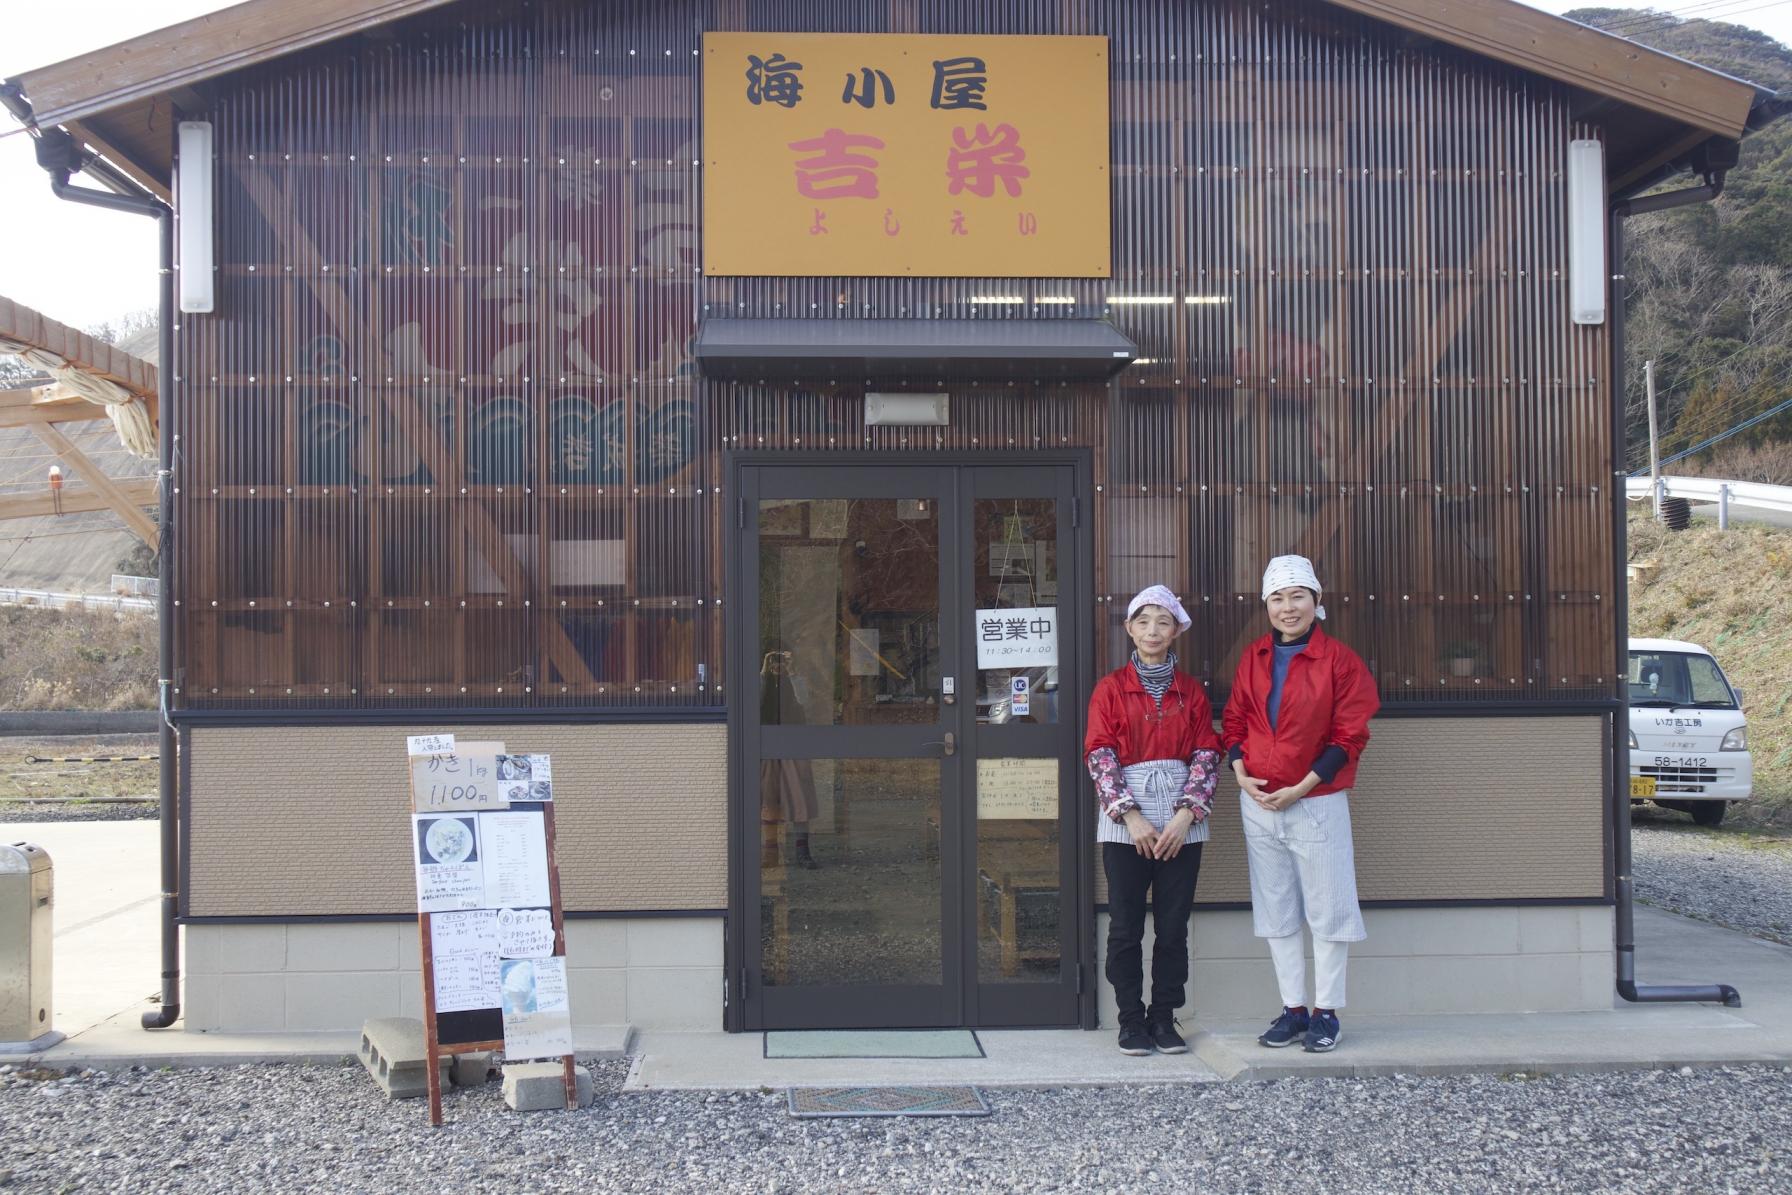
[1096,758,1210,847]
[1239,789,1366,942]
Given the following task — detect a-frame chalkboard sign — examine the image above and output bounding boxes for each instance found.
[407,736,579,1126]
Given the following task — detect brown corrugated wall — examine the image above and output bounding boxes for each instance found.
[172,0,1614,711]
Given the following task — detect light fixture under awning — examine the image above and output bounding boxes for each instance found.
[693,318,1139,385]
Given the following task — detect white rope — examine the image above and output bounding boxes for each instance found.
[0,336,157,458]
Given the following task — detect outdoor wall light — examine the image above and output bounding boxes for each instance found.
[177,121,215,314]
[866,393,950,426]
[1567,138,1605,326]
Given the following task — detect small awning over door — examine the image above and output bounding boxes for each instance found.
[693,318,1139,384]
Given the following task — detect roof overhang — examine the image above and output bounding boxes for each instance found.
[1,0,1779,198]
[694,319,1139,385]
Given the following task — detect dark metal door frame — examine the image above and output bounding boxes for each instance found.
[723,451,1095,1033]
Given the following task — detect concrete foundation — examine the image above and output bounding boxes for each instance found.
[1097,905,1615,1026]
[184,916,722,1034]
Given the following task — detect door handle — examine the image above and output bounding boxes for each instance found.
[923,732,957,757]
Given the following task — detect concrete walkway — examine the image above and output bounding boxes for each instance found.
[1,820,160,1043]
[6,821,1792,1085]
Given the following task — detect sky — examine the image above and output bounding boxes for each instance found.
[1,1,1790,333]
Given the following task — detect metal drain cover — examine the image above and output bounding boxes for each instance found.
[788,1085,992,1118]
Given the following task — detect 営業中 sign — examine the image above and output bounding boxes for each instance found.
[975,606,1058,668]
[702,33,1110,277]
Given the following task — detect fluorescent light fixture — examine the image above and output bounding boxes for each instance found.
[1107,295,1175,305]
[1033,296,1076,305]
[1184,295,1231,304]
[1131,358,1159,366]
[866,392,950,426]
[1567,138,1605,326]
[177,121,215,314]
[969,295,1025,304]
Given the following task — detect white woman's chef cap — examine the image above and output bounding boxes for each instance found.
[1260,555,1327,620]
[1125,584,1191,634]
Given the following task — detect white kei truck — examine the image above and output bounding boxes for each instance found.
[1628,637,1753,827]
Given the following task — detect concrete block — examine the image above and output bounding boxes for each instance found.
[358,1017,451,1101]
[287,923,399,973]
[219,973,287,1033]
[566,919,629,964]
[628,967,723,1029]
[451,1051,494,1087]
[183,925,222,978]
[502,1061,593,1111]
[286,971,402,1032]
[624,917,721,967]
[219,925,287,973]
[568,968,629,1025]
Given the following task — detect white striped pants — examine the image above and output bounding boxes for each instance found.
[1240,790,1366,942]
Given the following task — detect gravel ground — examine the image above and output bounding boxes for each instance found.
[0,799,157,823]
[1631,812,1792,945]
[3,1059,1790,1193]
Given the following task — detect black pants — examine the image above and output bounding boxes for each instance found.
[1103,840,1204,1028]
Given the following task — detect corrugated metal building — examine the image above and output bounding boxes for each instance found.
[4,0,1777,1034]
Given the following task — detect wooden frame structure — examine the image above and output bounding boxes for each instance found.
[0,297,159,548]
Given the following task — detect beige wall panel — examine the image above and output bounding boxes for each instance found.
[1095,716,1605,905]
[187,723,725,916]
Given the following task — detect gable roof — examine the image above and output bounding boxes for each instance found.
[2,0,1776,199]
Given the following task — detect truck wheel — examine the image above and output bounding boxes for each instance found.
[1691,802,1728,827]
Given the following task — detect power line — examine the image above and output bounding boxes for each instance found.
[1608,0,1792,38]
[1599,0,1791,35]
[1642,393,1792,472]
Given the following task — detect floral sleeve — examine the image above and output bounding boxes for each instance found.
[1086,746,1139,823]
[1173,748,1220,821]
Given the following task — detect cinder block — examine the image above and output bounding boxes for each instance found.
[502,1061,594,1111]
[357,1017,450,1101]
[451,1051,494,1087]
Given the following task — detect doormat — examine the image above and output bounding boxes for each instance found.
[764,1029,985,1059]
[788,1085,992,1119]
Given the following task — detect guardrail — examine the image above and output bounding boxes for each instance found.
[0,586,156,614]
[1624,475,1792,527]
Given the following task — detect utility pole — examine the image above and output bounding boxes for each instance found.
[1645,358,1661,520]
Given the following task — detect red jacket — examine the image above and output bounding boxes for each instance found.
[1221,626,1379,796]
[1084,663,1221,766]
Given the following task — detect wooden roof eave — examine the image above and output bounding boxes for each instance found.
[1325,0,1758,139]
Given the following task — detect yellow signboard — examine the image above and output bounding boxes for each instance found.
[702,33,1110,277]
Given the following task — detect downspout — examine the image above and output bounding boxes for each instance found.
[1608,159,1740,1008]
[0,84,182,1028]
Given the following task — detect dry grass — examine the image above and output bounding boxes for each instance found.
[1629,508,1792,820]
[0,606,157,711]
[0,736,158,803]
[1677,440,1792,486]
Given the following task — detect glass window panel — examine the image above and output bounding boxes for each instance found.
[758,498,940,726]
[759,758,941,987]
[973,498,1059,725]
[975,758,1062,983]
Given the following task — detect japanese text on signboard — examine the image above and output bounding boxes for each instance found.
[703,33,1110,277]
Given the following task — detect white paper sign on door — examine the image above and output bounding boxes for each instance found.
[975,606,1059,668]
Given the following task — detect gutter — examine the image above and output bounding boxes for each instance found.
[1,82,182,1029]
[1607,137,1741,1009]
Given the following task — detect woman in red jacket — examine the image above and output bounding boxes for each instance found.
[1085,585,1222,1056]
[1222,555,1378,1055]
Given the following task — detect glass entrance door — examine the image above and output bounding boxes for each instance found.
[732,460,1087,1030]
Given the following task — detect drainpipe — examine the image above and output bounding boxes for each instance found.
[0,84,182,1028]
[1608,153,1741,1008]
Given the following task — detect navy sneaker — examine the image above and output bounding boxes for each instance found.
[1258,1006,1309,1048]
[1303,1009,1341,1053]
[1117,1024,1153,1056]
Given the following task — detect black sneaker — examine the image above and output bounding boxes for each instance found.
[1117,1024,1153,1056]
[1303,1009,1341,1053]
[1257,1006,1309,1048]
[1148,1019,1189,1054]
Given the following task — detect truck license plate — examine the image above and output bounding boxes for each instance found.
[1631,776,1657,798]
